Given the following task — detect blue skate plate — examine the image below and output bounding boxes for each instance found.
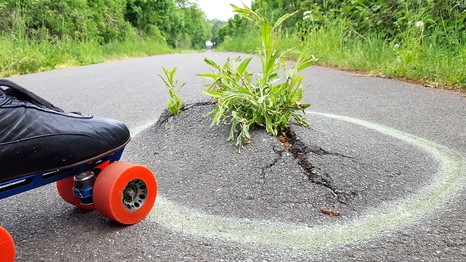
[0,148,125,199]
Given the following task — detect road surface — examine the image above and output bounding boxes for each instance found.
[1,52,465,261]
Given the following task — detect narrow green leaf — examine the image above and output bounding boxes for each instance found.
[237,57,253,74]
[230,4,242,12]
[264,51,278,78]
[267,73,280,84]
[261,19,271,49]
[204,58,220,69]
[169,67,177,82]
[159,76,171,89]
[162,66,169,76]
[272,13,293,31]
[230,3,261,23]
[197,73,220,79]
[297,59,315,71]
[202,90,223,98]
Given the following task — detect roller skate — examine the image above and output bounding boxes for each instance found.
[0,79,157,261]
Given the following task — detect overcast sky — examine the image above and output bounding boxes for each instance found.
[196,0,252,21]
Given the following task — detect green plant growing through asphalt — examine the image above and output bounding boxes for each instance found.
[199,4,315,147]
[159,67,186,116]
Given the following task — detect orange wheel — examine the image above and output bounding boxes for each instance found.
[0,226,15,262]
[93,162,157,225]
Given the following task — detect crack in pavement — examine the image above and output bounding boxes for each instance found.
[280,128,359,204]
[287,127,353,158]
[260,147,284,177]
[259,145,285,192]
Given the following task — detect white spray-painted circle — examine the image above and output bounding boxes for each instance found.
[133,112,465,251]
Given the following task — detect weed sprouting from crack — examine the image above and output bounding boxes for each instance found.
[156,101,212,126]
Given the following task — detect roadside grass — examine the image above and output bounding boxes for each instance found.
[218,22,466,91]
[217,32,261,54]
[0,35,174,77]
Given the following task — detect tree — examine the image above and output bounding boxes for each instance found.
[178,4,211,48]
[0,0,131,43]
[209,19,226,44]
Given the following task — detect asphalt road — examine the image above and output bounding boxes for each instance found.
[1,52,465,261]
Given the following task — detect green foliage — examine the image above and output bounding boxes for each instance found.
[215,14,249,44]
[88,0,134,43]
[0,0,132,43]
[200,4,314,147]
[221,18,466,90]
[0,0,213,77]
[210,19,226,44]
[125,0,178,45]
[217,30,261,54]
[178,4,212,49]
[0,0,211,49]
[125,0,210,48]
[159,67,186,116]
[250,0,466,42]
[217,1,465,47]
[217,0,466,89]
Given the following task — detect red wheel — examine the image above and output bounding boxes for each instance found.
[56,161,109,210]
[0,226,15,262]
[93,162,157,225]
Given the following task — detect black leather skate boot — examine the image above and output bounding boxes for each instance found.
[0,79,131,182]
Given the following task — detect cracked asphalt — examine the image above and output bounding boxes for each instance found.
[129,103,438,224]
[1,52,465,261]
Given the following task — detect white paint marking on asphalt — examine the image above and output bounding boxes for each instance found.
[130,121,157,138]
[134,112,465,251]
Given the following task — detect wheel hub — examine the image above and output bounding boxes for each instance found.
[122,179,147,210]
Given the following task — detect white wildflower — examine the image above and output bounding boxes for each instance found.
[415,21,424,28]
[303,10,312,20]
[394,43,400,49]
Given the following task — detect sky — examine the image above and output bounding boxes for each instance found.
[196,0,252,21]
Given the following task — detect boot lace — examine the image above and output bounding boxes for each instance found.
[0,79,64,112]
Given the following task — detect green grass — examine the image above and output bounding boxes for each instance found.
[218,21,466,91]
[217,32,261,54]
[0,35,174,77]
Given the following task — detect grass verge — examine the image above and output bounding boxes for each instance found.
[0,36,174,77]
[218,22,466,91]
